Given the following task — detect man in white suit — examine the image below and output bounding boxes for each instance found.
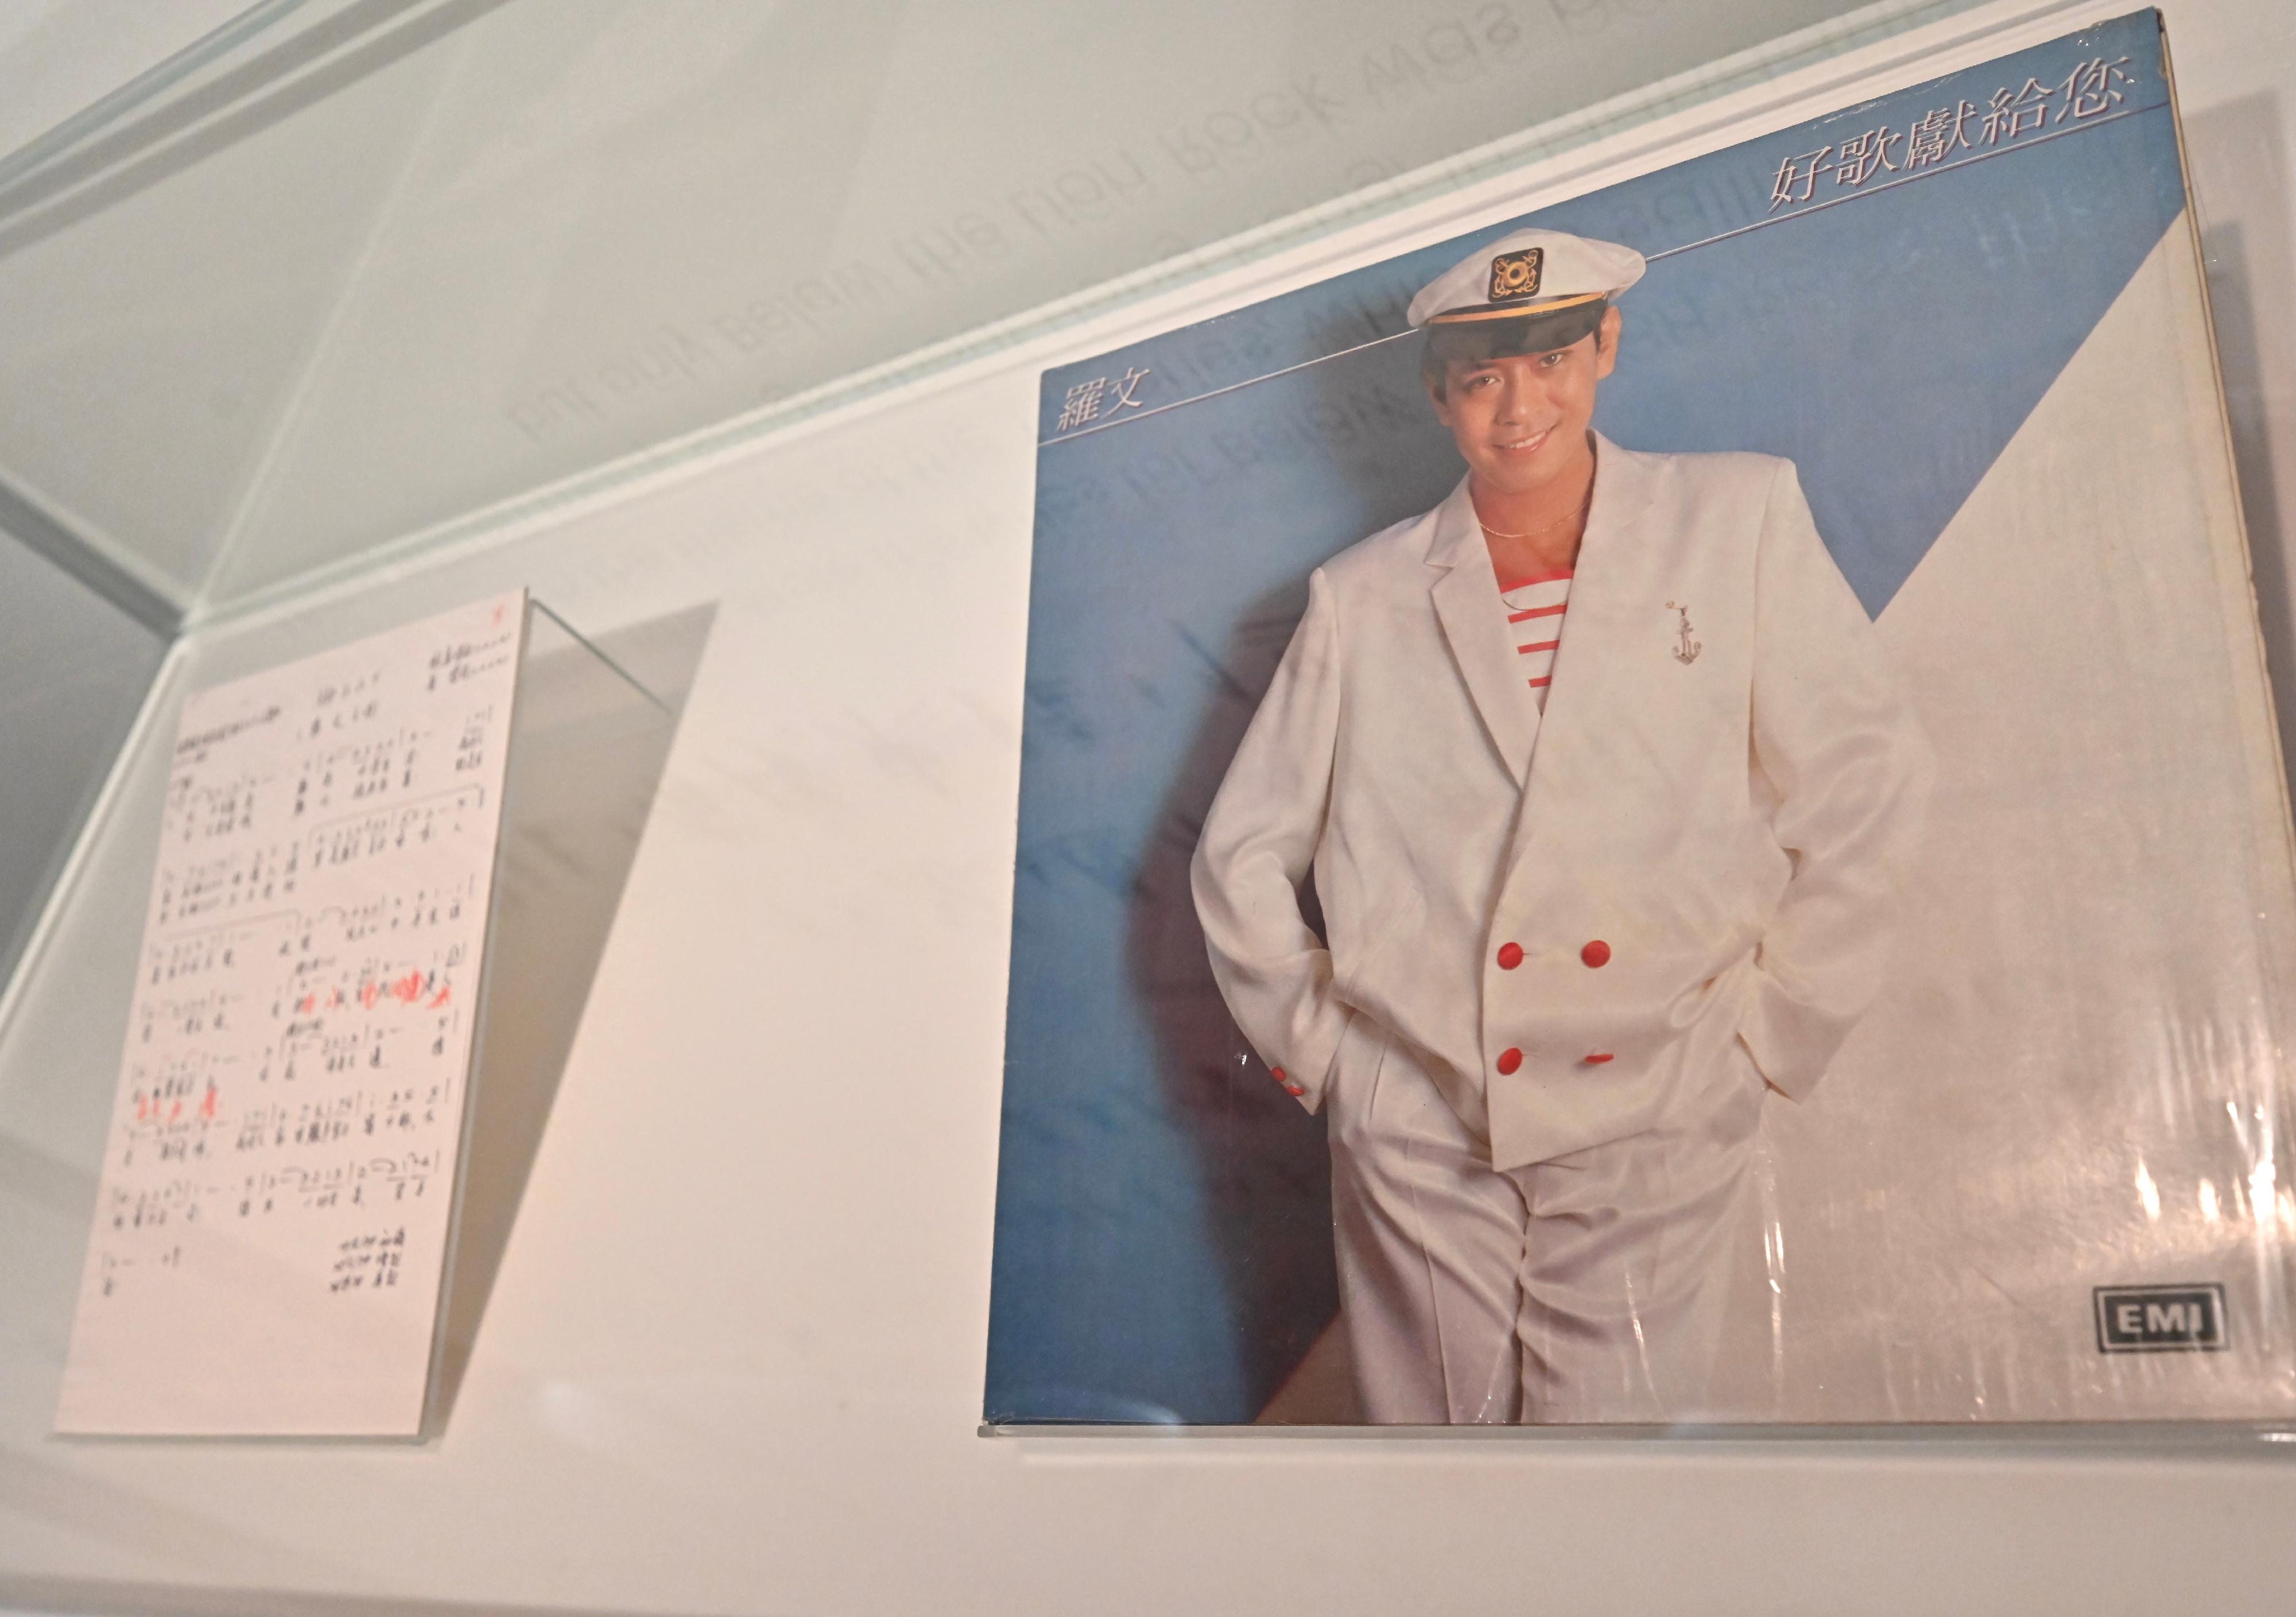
[1191,228,1932,1424]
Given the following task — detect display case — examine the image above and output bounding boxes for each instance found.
[3,0,2295,1611]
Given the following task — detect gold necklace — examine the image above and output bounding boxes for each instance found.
[1479,513,1576,540]
[1477,487,1593,541]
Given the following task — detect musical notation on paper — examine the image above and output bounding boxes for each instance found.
[56,591,528,1437]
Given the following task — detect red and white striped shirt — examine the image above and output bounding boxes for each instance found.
[1498,570,1572,711]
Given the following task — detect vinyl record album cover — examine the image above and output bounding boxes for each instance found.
[987,9,2296,1426]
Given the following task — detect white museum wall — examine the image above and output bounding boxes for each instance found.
[3,0,2296,1611]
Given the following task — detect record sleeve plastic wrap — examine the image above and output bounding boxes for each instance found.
[984,10,2296,1429]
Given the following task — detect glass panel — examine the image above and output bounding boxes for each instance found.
[0,0,1984,611]
[0,529,168,999]
[0,0,259,160]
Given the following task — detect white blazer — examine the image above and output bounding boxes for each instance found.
[1191,435,1932,1171]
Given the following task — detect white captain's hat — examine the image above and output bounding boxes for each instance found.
[1406,227,1646,328]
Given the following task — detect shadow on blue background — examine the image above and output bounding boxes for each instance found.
[988,11,2184,1424]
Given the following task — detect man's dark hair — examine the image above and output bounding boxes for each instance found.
[1421,299,1609,397]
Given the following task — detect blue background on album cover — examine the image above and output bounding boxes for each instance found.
[990,12,2181,1423]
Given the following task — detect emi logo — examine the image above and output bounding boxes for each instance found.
[2093,1283,2228,1352]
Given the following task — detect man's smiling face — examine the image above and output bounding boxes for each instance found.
[1426,305,1621,498]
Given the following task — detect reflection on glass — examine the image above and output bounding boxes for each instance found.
[0,0,1979,608]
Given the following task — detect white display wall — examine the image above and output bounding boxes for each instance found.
[3,0,2296,1610]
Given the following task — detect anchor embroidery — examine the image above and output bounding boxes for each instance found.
[1665,601,1702,665]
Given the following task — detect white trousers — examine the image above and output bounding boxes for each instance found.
[1329,1019,1773,1425]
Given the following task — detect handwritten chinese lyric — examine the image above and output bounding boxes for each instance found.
[55,592,529,1436]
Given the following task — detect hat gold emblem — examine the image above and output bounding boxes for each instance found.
[1488,247,1543,303]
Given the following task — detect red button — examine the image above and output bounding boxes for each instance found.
[1270,1066,1286,1084]
[1496,1047,1523,1075]
[1581,939,1611,968]
[1283,1083,1306,1096]
[1584,1052,1615,1065]
[1495,942,1523,970]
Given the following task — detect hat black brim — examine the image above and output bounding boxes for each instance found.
[1422,300,1609,370]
